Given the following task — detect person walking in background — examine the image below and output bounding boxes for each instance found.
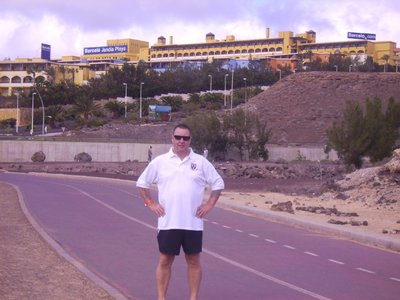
[136,123,224,300]
[203,147,208,159]
[148,145,153,162]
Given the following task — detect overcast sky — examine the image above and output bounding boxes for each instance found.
[1,0,399,60]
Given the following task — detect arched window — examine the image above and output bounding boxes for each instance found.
[262,48,268,52]
[255,48,261,53]
[276,47,283,52]
[202,52,208,56]
[11,76,21,83]
[183,53,189,57]
[248,49,254,53]
[0,76,9,83]
[190,52,195,56]
[209,51,214,55]
[357,50,364,54]
[222,50,227,54]
[196,52,202,56]
[215,51,220,55]
[163,54,168,57]
[241,49,247,53]
[177,53,183,57]
[235,49,241,54]
[23,76,33,83]
[169,53,175,57]
[269,47,275,52]
[157,54,162,58]
[228,50,234,54]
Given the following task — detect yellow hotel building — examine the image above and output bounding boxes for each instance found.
[0,29,398,97]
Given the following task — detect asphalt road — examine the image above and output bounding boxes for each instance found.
[1,172,400,300]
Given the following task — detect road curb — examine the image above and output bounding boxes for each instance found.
[217,198,400,253]
[9,181,129,300]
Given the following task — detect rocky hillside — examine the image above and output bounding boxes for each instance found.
[248,72,400,145]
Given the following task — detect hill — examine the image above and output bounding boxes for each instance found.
[248,72,400,145]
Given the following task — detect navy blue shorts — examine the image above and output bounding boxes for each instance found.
[157,229,203,255]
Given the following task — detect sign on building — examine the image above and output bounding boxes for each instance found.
[347,32,376,40]
[41,43,51,60]
[83,45,128,55]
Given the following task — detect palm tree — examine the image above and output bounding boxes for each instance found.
[71,95,102,120]
[45,105,65,127]
[381,55,390,72]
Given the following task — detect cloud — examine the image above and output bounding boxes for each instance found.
[0,0,399,59]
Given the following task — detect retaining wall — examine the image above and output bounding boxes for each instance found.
[0,140,338,162]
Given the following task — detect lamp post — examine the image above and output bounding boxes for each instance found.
[31,92,36,135]
[334,65,338,72]
[349,65,352,72]
[208,74,212,92]
[139,82,144,119]
[224,74,229,107]
[243,77,247,125]
[123,83,127,118]
[38,93,45,135]
[15,92,19,133]
[230,69,234,111]
[277,69,281,80]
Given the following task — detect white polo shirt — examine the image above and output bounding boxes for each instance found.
[136,148,224,230]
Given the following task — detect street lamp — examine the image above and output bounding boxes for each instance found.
[349,65,352,72]
[277,69,282,80]
[208,74,212,92]
[37,93,45,135]
[230,69,234,111]
[334,65,338,72]
[139,82,144,119]
[15,92,19,133]
[31,92,36,135]
[224,74,229,107]
[123,83,127,118]
[243,77,247,125]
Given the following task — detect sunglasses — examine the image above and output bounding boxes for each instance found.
[174,135,191,141]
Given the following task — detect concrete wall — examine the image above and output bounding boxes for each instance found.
[0,140,338,162]
[0,140,170,162]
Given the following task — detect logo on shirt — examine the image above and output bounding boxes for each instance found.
[191,163,197,170]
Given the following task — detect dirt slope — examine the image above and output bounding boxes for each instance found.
[248,72,400,145]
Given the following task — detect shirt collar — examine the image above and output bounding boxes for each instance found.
[168,147,194,160]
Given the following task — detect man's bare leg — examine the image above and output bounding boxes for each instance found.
[156,254,175,300]
[185,253,202,300]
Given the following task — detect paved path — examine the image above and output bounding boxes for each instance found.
[1,172,400,299]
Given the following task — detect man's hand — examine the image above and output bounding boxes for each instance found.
[196,202,214,218]
[148,202,166,217]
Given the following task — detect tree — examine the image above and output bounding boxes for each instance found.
[104,100,125,118]
[326,101,369,169]
[223,109,253,160]
[249,116,272,160]
[364,98,397,162]
[71,95,102,120]
[184,112,223,156]
[326,97,400,169]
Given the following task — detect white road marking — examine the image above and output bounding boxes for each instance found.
[212,221,219,225]
[222,225,231,229]
[249,233,259,238]
[305,251,318,257]
[265,238,277,243]
[356,268,375,274]
[235,229,243,233]
[283,245,296,250]
[328,259,344,265]
[389,277,400,282]
[204,249,331,300]
[65,184,331,300]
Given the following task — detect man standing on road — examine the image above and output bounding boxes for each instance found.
[137,123,224,300]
